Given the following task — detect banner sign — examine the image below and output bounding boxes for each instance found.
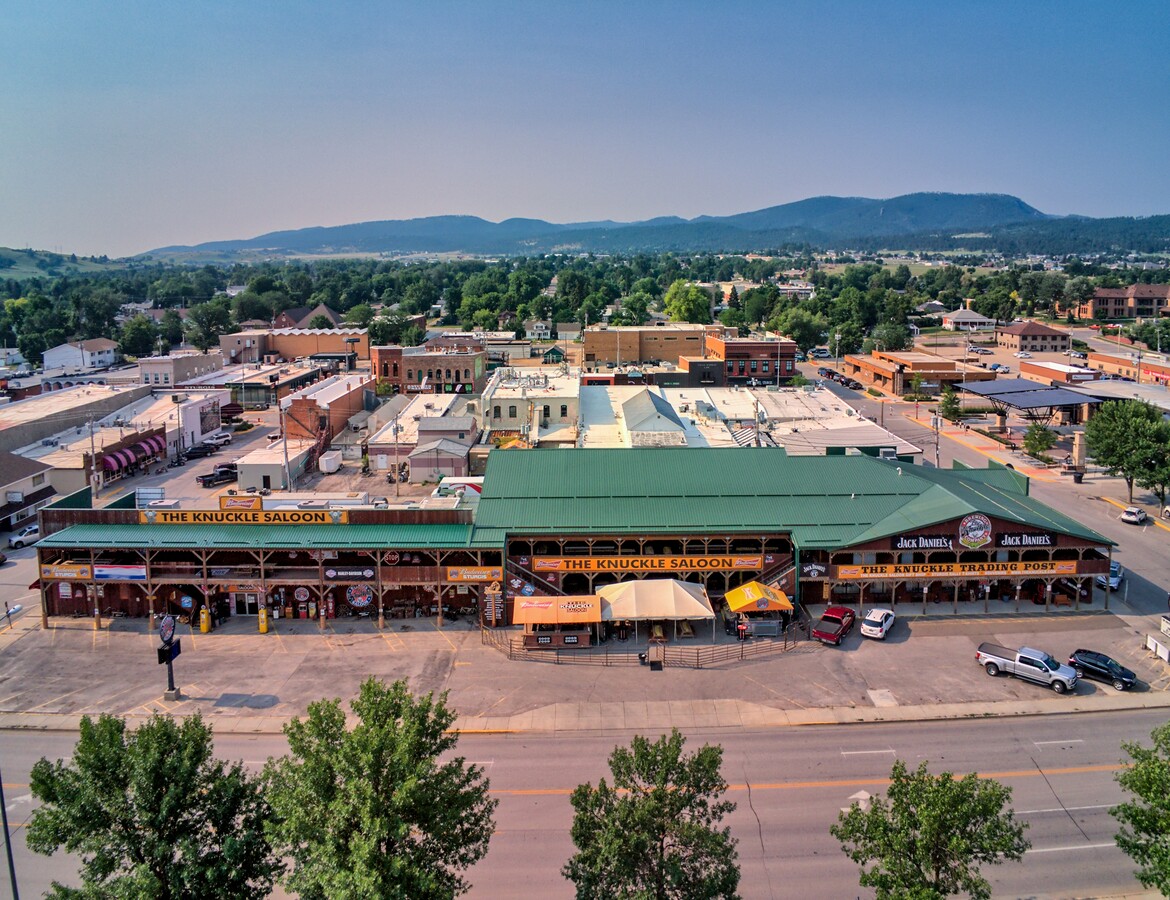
[139,510,349,525]
[445,566,503,583]
[323,566,376,582]
[531,555,764,573]
[835,560,1079,580]
[94,564,147,581]
[893,534,955,551]
[995,532,1054,548]
[41,563,92,580]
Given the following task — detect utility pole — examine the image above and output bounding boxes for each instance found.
[279,403,291,490]
[393,412,400,499]
[0,760,18,900]
[88,417,100,500]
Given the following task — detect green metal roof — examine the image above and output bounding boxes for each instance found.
[473,447,1114,549]
[39,523,477,550]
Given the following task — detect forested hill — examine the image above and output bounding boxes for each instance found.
[146,193,1170,259]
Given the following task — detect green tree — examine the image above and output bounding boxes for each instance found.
[265,678,496,900]
[563,729,739,900]
[159,308,185,346]
[306,313,335,330]
[773,307,828,352]
[938,386,962,422]
[1022,422,1057,459]
[119,313,160,357]
[1134,418,1170,512]
[343,302,375,327]
[27,712,278,899]
[185,297,233,352]
[662,279,713,324]
[1112,721,1170,896]
[1085,399,1165,503]
[831,759,1029,900]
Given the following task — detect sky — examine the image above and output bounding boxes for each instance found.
[3,1,1169,258]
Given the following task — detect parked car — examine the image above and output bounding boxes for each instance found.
[809,348,831,359]
[811,606,855,646]
[1014,351,1032,358]
[860,608,895,640]
[184,444,217,459]
[203,432,233,447]
[975,642,1078,693]
[1095,560,1124,591]
[1067,649,1137,691]
[1120,506,1148,525]
[8,524,40,549]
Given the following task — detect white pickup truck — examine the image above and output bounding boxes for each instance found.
[975,642,1078,694]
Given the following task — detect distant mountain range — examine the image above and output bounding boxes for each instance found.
[147,193,1170,260]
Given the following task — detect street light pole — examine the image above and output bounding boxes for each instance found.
[0,760,18,900]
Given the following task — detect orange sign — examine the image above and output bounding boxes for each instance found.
[512,595,601,625]
[834,560,1079,580]
[532,555,762,573]
[40,563,92,580]
[445,567,503,583]
[220,495,262,510]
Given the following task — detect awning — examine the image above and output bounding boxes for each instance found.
[597,579,714,621]
[512,595,601,625]
[114,448,137,468]
[725,580,793,613]
[221,403,244,417]
[101,454,122,471]
[133,435,165,456]
[28,579,41,590]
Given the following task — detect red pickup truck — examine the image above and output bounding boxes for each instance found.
[811,606,856,646]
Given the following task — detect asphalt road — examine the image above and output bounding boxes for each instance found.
[3,710,1164,900]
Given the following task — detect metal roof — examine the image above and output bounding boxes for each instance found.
[39,523,478,550]
[958,378,1103,409]
[474,448,1113,548]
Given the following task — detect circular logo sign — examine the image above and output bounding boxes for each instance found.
[958,513,993,550]
[159,614,175,645]
[294,587,310,602]
[346,584,373,608]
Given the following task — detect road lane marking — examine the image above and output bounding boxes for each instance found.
[840,749,895,756]
[1028,842,1117,854]
[1018,803,1112,815]
[1034,739,1084,748]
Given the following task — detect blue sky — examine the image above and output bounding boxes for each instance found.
[3,1,1168,257]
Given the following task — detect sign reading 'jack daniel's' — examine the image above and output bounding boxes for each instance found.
[894,534,955,551]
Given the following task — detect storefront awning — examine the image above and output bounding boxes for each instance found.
[133,435,165,456]
[513,595,601,625]
[724,580,792,613]
[101,454,122,471]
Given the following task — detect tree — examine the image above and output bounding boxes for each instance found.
[1022,422,1057,459]
[185,297,233,351]
[27,712,278,899]
[662,279,713,324]
[265,678,496,899]
[343,302,375,327]
[159,308,185,346]
[1085,399,1165,503]
[773,307,828,352]
[563,729,739,900]
[1112,721,1170,895]
[831,759,1029,900]
[306,313,335,330]
[1134,418,1170,512]
[938,385,962,422]
[119,313,160,357]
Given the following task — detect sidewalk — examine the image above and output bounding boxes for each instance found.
[2,602,1168,736]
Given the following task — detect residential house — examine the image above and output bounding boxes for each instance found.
[941,308,996,332]
[0,451,55,532]
[524,320,553,341]
[42,338,120,372]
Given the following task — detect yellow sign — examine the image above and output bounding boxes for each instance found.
[532,555,763,573]
[138,510,348,525]
[834,560,1079,580]
[40,563,92,580]
[445,567,503,583]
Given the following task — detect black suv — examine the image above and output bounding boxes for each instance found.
[1067,649,1137,691]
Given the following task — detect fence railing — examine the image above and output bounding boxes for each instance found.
[479,626,805,668]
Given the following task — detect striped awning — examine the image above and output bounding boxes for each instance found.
[133,435,166,456]
[115,448,137,467]
[101,454,121,471]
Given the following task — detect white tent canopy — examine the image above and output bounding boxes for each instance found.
[597,579,714,621]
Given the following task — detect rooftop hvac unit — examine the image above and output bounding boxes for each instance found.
[878,447,898,459]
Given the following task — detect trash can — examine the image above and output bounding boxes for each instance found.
[1072,472,1084,484]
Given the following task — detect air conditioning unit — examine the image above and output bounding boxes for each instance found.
[40,438,59,447]
[879,448,898,460]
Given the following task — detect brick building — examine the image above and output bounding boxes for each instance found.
[1067,285,1170,321]
[995,321,1071,354]
[704,332,799,386]
[371,343,488,396]
[582,324,713,370]
[220,328,369,365]
[281,373,374,444]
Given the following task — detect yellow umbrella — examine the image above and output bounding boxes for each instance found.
[724,580,792,613]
